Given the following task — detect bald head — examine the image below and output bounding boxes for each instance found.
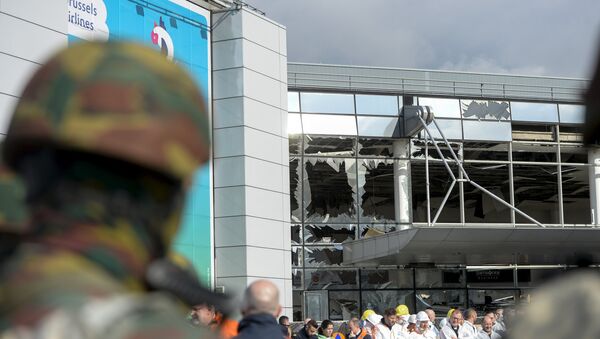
[241,279,281,317]
[425,309,436,322]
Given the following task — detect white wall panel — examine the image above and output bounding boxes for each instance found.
[213,127,244,158]
[215,247,247,277]
[244,127,283,164]
[246,247,285,278]
[244,98,282,136]
[1,0,67,33]
[215,216,246,247]
[213,68,243,100]
[214,157,244,187]
[213,97,244,129]
[243,68,281,108]
[241,10,280,53]
[214,186,245,217]
[212,39,242,70]
[245,186,284,221]
[243,39,281,80]
[0,53,39,97]
[0,13,66,63]
[0,94,17,134]
[245,216,284,249]
[245,157,283,192]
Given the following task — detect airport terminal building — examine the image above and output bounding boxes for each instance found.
[0,0,597,322]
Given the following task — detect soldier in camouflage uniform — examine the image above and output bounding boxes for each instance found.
[0,41,216,338]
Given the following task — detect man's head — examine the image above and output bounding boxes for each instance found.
[190,303,215,326]
[485,311,496,324]
[306,319,318,336]
[450,309,463,328]
[482,316,494,334]
[383,308,397,327]
[417,311,429,331]
[425,308,436,323]
[465,308,478,324]
[495,308,504,321]
[279,315,290,326]
[320,320,334,337]
[348,318,361,334]
[241,279,281,317]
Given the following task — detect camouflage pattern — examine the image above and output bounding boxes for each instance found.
[2,41,210,181]
[0,163,28,233]
[0,42,215,338]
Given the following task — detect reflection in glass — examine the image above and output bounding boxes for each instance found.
[423,119,462,140]
[463,142,509,161]
[418,97,461,118]
[359,224,399,238]
[463,121,511,141]
[466,269,515,288]
[562,165,591,224]
[362,290,416,315]
[416,290,466,313]
[304,246,344,267]
[561,145,587,163]
[293,291,303,321]
[511,102,559,123]
[292,246,303,267]
[290,158,302,223]
[559,104,585,124]
[302,114,357,136]
[305,269,359,290]
[415,268,466,288]
[304,135,355,156]
[468,290,519,313]
[357,117,400,137]
[289,135,302,155]
[360,269,414,289]
[513,165,560,224]
[412,162,461,223]
[517,268,566,287]
[358,159,396,223]
[356,95,400,116]
[358,138,394,157]
[301,92,355,114]
[464,163,511,223]
[461,100,510,120]
[411,140,461,161]
[293,269,303,289]
[288,92,300,112]
[512,142,557,162]
[329,291,360,320]
[304,158,357,223]
[304,224,356,244]
[288,113,302,134]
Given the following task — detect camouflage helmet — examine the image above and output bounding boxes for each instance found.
[2,41,210,181]
[0,162,29,233]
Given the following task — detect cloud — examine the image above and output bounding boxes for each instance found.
[248,0,600,78]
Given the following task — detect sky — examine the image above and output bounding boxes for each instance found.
[247,0,600,79]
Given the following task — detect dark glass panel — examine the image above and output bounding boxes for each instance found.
[415,268,466,288]
[361,290,416,315]
[359,159,395,223]
[412,162,461,223]
[304,224,356,244]
[305,269,359,290]
[463,142,509,161]
[304,246,344,267]
[329,291,360,321]
[415,290,466,314]
[360,269,414,289]
[562,165,591,224]
[513,165,560,224]
[304,135,355,157]
[464,163,511,223]
[512,142,557,162]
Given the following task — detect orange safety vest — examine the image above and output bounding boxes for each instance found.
[357,328,369,339]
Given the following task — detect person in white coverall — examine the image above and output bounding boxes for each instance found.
[415,311,437,339]
[375,308,405,339]
[461,309,478,338]
[476,316,502,339]
[440,310,474,339]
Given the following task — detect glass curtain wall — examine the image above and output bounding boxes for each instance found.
[289,91,591,320]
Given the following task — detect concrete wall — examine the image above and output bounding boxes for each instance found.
[212,7,292,316]
[0,0,67,140]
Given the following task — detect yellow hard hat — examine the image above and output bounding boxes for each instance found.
[361,309,375,321]
[396,304,410,316]
[447,308,455,318]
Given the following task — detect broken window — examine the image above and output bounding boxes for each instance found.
[293,291,304,321]
[358,138,395,157]
[461,99,510,120]
[513,165,560,224]
[560,144,587,163]
[512,142,558,162]
[360,269,414,289]
[361,290,416,315]
[304,135,355,157]
[304,157,358,223]
[292,246,303,267]
[305,269,359,290]
[291,224,302,245]
[416,290,466,314]
[416,268,466,288]
[468,290,519,314]
[358,159,396,223]
[293,269,303,289]
[304,246,344,267]
[290,158,302,223]
[411,140,461,161]
[411,161,461,223]
[359,224,399,238]
[329,291,360,320]
[304,224,356,244]
[562,165,591,224]
[289,135,302,155]
[463,142,509,161]
[463,163,511,223]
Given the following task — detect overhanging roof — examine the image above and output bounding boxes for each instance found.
[342,226,600,266]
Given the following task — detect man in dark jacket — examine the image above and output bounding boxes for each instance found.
[235,280,284,339]
[296,319,319,339]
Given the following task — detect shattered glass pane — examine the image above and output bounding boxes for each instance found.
[304,157,358,223]
[329,291,360,321]
[461,99,510,120]
[412,162,461,223]
[358,138,394,157]
[304,246,344,267]
[463,163,511,223]
[358,159,396,223]
[304,135,355,157]
[360,269,414,289]
[411,140,462,161]
[290,158,302,223]
[293,269,303,289]
[463,142,509,161]
[512,142,558,162]
[562,165,591,224]
[416,290,466,314]
[359,224,399,238]
[415,268,466,288]
[291,224,301,245]
[513,165,560,224]
[468,290,519,314]
[361,290,416,315]
[292,246,303,267]
[305,269,358,290]
[304,224,356,244]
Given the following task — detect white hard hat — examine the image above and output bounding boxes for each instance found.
[367,313,383,326]
[417,311,429,322]
[408,314,417,324]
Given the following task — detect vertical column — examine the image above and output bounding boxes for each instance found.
[212,8,292,317]
[393,139,411,229]
[589,148,600,225]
